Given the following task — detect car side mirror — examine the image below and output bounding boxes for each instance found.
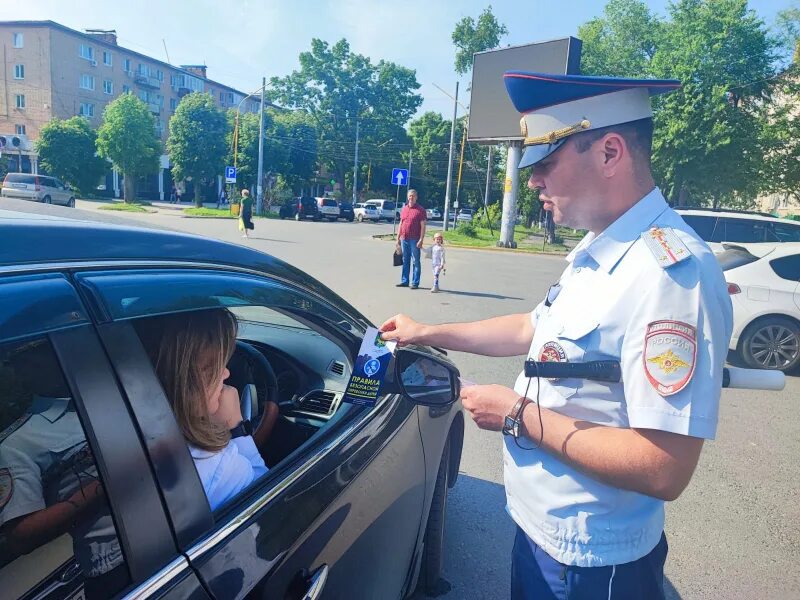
[394,349,459,406]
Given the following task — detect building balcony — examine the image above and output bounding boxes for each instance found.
[147,102,161,114]
[135,74,161,89]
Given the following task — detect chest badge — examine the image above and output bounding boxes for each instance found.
[539,341,567,363]
[643,320,697,396]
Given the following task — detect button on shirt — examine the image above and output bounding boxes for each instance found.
[505,188,733,567]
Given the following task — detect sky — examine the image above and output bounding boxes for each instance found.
[5,0,795,120]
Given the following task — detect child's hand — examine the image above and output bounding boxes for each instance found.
[211,384,244,430]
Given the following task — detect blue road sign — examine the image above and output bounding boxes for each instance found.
[225,166,237,183]
[391,168,408,186]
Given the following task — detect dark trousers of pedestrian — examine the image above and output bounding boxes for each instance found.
[400,239,421,287]
[511,527,668,600]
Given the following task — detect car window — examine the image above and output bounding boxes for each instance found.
[772,222,800,242]
[769,255,800,282]
[680,215,716,241]
[321,199,337,207]
[0,337,130,599]
[716,248,760,271]
[718,218,770,243]
[3,173,37,185]
[383,202,395,211]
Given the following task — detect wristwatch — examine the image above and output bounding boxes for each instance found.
[229,419,254,439]
[502,397,530,439]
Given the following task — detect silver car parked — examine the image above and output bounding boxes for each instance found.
[1,173,76,207]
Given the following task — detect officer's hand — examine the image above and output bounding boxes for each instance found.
[379,314,426,346]
[210,384,244,430]
[461,384,518,431]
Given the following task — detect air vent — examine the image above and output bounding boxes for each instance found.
[299,391,337,415]
[329,361,345,376]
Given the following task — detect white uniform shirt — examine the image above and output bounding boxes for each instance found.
[190,436,268,511]
[505,188,733,567]
[0,396,123,577]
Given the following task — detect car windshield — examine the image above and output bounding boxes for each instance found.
[4,174,36,185]
[322,199,337,207]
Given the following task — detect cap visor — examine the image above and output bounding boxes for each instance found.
[518,141,563,169]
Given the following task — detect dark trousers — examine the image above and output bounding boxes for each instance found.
[511,527,668,600]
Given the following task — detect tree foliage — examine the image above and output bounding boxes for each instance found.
[167,93,229,206]
[268,38,422,201]
[36,117,106,195]
[579,0,782,208]
[452,5,509,75]
[96,94,160,202]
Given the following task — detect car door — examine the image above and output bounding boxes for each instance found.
[0,272,209,600]
[77,267,427,600]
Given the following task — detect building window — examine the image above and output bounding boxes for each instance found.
[79,102,95,117]
[170,74,177,88]
[15,94,25,109]
[156,69,164,81]
[138,63,146,75]
[14,64,24,80]
[12,32,24,48]
[15,124,26,135]
[170,98,177,111]
[122,84,131,94]
[103,50,112,66]
[80,44,95,61]
[219,91,224,102]
[124,58,131,73]
[103,79,113,95]
[80,74,96,90]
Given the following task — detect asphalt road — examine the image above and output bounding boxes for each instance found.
[50,201,800,599]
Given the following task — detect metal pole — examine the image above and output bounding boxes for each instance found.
[256,77,265,215]
[407,148,412,190]
[483,145,494,234]
[454,121,467,206]
[442,81,458,232]
[353,120,359,205]
[393,183,400,236]
[499,142,522,248]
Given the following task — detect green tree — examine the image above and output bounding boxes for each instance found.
[273,110,318,191]
[36,117,106,195]
[96,94,160,203]
[579,0,779,208]
[452,5,509,75]
[168,93,229,207]
[268,39,422,201]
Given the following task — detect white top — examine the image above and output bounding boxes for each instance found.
[190,436,268,511]
[505,188,733,567]
[432,245,445,267]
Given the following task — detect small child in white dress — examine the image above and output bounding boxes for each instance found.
[431,232,446,293]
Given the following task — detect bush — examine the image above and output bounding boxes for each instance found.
[458,221,478,237]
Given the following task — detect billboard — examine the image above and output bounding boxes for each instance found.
[467,38,582,142]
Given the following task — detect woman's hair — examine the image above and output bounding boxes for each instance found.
[241,189,250,197]
[136,308,238,452]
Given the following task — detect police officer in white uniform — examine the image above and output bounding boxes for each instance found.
[380,72,733,598]
[0,340,127,598]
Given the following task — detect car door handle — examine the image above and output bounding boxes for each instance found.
[301,564,329,600]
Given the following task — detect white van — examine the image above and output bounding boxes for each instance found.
[315,197,341,221]
[364,199,396,222]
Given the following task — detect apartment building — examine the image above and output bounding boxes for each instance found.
[0,20,261,198]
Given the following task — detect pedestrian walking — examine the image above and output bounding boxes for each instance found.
[170,183,177,203]
[239,189,254,239]
[217,188,228,209]
[380,70,733,599]
[430,232,446,293]
[395,189,427,289]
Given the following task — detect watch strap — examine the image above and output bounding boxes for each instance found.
[229,419,253,439]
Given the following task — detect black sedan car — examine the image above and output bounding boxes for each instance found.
[278,197,320,221]
[0,209,464,600]
[338,202,355,222]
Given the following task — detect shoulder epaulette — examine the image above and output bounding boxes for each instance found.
[641,226,692,268]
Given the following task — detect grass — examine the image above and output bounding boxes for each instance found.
[376,224,573,253]
[97,202,154,213]
[182,206,281,219]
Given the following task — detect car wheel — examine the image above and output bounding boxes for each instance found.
[67,197,75,208]
[740,316,800,371]
[294,213,301,221]
[356,214,363,222]
[417,436,450,595]
[348,217,354,222]
[43,196,52,204]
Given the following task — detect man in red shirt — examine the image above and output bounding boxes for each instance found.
[396,189,427,289]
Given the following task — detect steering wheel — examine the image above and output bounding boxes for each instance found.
[226,341,279,429]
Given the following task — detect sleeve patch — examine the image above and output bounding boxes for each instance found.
[644,320,697,396]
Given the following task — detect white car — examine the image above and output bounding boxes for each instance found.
[719,242,800,371]
[364,199,397,222]
[676,208,800,254]
[315,197,340,221]
[426,208,442,220]
[456,208,474,223]
[354,202,380,222]
[1,173,76,207]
